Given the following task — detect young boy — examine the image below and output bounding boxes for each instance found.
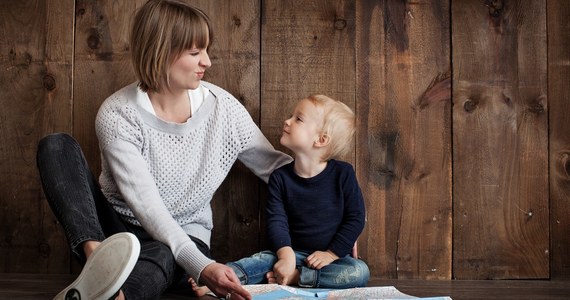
[193,95,369,294]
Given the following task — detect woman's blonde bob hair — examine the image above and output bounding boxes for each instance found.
[306,95,356,161]
[130,0,212,93]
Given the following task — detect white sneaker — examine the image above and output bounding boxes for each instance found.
[54,232,141,300]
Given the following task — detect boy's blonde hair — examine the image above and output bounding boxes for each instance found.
[130,0,212,93]
[306,95,355,161]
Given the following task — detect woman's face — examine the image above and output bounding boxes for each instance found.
[168,46,211,90]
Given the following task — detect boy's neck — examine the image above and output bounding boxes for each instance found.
[293,154,328,178]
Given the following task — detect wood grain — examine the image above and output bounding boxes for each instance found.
[548,0,570,280]
[0,0,74,273]
[356,0,452,279]
[452,0,549,279]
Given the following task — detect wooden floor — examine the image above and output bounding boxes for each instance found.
[0,273,568,299]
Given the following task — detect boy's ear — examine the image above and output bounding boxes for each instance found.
[314,134,330,148]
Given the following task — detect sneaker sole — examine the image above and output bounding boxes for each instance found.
[54,232,141,300]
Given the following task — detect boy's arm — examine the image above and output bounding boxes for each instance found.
[266,172,293,252]
[266,171,299,285]
[327,165,366,257]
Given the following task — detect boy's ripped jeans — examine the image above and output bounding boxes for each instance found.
[227,250,369,288]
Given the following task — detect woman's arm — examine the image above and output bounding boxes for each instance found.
[238,126,292,183]
[101,139,214,281]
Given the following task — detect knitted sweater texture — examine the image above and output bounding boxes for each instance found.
[95,81,292,281]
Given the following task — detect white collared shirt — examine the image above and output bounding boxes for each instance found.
[136,84,209,118]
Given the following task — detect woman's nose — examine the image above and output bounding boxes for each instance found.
[201,51,211,68]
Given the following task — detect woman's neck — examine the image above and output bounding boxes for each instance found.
[148,88,192,123]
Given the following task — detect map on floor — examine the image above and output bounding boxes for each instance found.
[239,284,453,299]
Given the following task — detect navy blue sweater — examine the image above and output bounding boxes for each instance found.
[266,159,366,257]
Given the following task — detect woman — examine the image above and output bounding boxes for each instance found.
[36,0,291,299]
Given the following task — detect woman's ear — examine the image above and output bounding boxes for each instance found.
[314,134,330,148]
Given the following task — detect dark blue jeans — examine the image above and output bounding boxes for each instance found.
[37,133,207,299]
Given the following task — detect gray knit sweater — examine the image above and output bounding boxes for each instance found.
[95,81,292,281]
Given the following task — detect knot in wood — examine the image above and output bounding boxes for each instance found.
[241,216,252,226]
[43,74,56,91]
[232,16,241,27]
[237,95,246,104]
[39,242,51,258]
[87,28,101,50]
[484,0,504,18]
[463,99,477,113]
[528,102,545,114]
[562,153,570,177]
[334,18,347,30]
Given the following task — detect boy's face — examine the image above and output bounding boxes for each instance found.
[280,99,324,155]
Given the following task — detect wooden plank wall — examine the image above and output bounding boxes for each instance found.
[0,0,74,274]
[452,0,549,279]
[548,0,570,279]
[356,0,452,280]
[0,0,568,280]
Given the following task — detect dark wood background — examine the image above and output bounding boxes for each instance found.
[1,0,568,280]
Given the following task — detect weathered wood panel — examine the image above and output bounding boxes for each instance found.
[548,0,570,280]
[452,0,549,279]
[0,0,74,272]
[356,0,452,279]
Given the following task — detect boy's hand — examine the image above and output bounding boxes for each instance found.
[306,250,338,270]
[273,247,297,285]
